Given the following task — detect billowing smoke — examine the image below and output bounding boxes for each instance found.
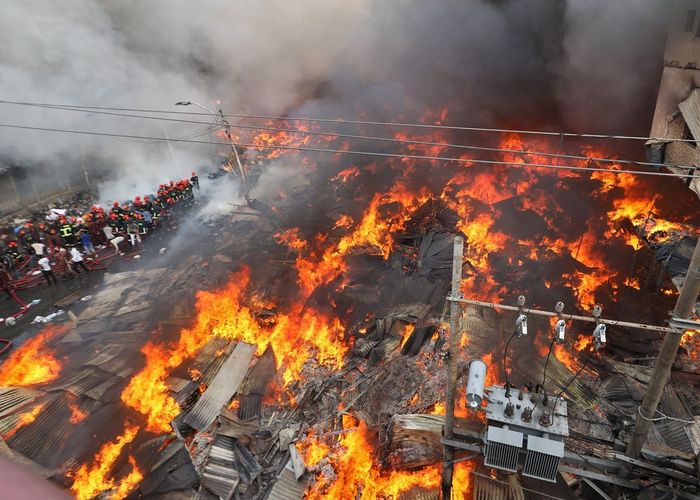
[0,0,668,203]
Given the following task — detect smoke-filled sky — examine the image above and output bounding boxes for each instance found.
[0,0,668,202]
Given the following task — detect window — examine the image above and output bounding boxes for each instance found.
[686,9,696,32]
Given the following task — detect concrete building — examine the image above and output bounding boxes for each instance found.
[648,0,700,199]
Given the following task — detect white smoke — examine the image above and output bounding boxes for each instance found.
[0,0,668,203]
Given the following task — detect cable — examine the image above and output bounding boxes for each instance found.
[1,99,696,144]
[636,406,696,424]
[1,123,699,180]
[538,338,556,405]
[552,351,593,416]
[1,101,693,172]
[503,329,518,398]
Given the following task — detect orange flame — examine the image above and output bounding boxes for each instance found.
[0,325,64,387]
[70,424,139,500]
[307,419,473,498]
[121,267,347,432]
[2,403,45,440]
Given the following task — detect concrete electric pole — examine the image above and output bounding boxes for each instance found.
[626,238,700,458]
[442,235,464,499]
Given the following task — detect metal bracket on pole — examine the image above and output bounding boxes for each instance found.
[668,316,700,331]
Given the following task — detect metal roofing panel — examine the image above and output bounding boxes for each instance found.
[3,393,99,469]
[679,88,700,145]
[266,460,309,500]
[182,342,254,432]
[0,388,45,418]
[239,346,276,396]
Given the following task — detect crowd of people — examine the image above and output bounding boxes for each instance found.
[0,172,199,317]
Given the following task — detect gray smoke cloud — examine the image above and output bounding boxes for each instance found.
[0,0,668,203]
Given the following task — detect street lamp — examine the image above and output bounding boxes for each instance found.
[175,101,246,182]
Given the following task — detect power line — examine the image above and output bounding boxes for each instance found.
[1,122,699,180]
[0,99,696,144]
[2,101,690,171]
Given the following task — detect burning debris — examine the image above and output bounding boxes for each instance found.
[0,116,699,499]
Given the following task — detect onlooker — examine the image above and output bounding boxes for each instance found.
[30,241,46,257]
[69,246,90,273]
[37,256,57,286]
[80,230,95,255]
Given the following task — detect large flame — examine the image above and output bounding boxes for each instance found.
[0,326,63,387]
[70,424,140,500]
[121,267,347,432]
[305,417,473,499]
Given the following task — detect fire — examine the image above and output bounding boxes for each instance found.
[682,330,700,359]
[68,394,88,425]
[306,418,473,499]
[574,335,592,352]
[399,323,416,348]
[70,424,139,500]
[2,403,45,440]
[121,267,347,432]
[293,182,430,295]
[332,166,360,183]
[0,325,63,387]
[297,432,331,468]
[553,343,579,372]
[275,227,308,252]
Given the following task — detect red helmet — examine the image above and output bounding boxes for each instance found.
[124,214,130,220]
[122,204,129,210]
[38,223,46,230]
[9,241,17,247]
[70,217,76,223]
[18,229,25,236]
[169,180,174,186]
[167,197,173,204]
[109,213,117,220]
[24,222,32,228]
[191,171,196,176]
[113,201,119,208]
[59,216,66,223]
[143,195,149,201]
[135,196,141,202]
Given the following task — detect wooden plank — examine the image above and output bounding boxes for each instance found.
[182,342,255,431]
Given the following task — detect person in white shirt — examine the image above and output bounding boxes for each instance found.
[37,256,57,286]
[30,242,45,256]
[69,246,90,274]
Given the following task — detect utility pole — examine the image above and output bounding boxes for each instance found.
[626,239,700,458]
[442,235,464,499]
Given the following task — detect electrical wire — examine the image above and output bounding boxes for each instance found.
[538,338,556,405]
[0,99,696,143]
[0,101,693,172]
[503,328,518,399]
[552,351,592,416]
[636,406,696,424]
[0,122,699,180]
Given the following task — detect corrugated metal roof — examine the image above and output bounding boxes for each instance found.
[266,460,309,500]
[237,394,261,422]
[5,392,97,469]
[0,387,45,418]
[202,434,262,498]
[49,367,122,401]
[182,342,254,432]
[679,88,700,145]
[238,346,276,396]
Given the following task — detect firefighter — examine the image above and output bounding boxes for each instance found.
[111,201,123,219]
[190,171,199,190]
[59,217,75,246]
